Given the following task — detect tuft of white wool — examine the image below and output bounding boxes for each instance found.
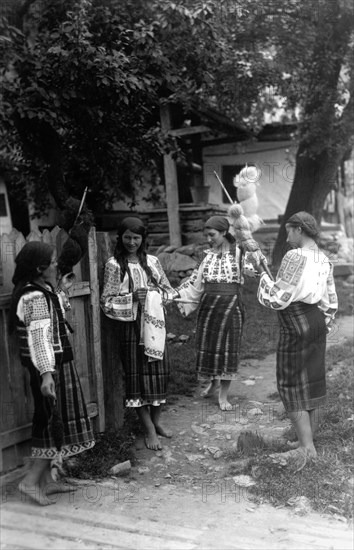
[248,214,263,232]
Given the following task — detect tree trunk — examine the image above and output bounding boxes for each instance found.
[272,0,354,267]
[272,146,341,267]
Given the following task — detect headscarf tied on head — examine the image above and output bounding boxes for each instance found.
[12,241,54,286]
[286,211,319,241]
[9,241,55,333]
[204,216,230,233]
[118,216,146,237]
[204,216,235,244]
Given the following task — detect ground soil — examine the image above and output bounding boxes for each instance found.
[1,315,353,550]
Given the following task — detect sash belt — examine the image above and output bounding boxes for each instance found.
[204,282,240,296]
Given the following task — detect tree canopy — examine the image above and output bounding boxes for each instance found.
[0,0,353,249]
[0,0,276,215]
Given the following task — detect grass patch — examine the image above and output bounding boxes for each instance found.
[66,420,136,479]
[241,278,279,358]
[326,340,354,367]
[226,348,354,520]
[335,279,354,317]
[165,303,199,396]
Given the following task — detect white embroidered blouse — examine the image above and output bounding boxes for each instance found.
[16,287,67,375]
[257,247,338,320]
[177,245,245,316]
[100,255,177,322]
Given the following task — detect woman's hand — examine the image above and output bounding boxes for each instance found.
[41,372,56,399]
[133,287,148,303]
[247,251,267,274]
[59,272,76,291]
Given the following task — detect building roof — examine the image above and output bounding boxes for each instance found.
[190,105,254,141]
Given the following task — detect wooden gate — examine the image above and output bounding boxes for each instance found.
[0,227,106,473]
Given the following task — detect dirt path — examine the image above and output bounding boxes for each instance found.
[1,316,353,549]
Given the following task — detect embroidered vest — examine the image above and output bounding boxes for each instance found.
[16,283,73,368]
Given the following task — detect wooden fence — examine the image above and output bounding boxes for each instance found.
[0,227,124,473]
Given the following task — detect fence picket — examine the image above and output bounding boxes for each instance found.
[0,234,16,292]
[50,225,61,242]
[27,230,42,242]
[41,229,52,244]
[14,232,26,256]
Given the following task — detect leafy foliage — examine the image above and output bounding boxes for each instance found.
[0,0,280,214]
[0,0,353,222]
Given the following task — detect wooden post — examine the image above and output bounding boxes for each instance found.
[96,232,125,429]
[88,228,105,432]
[160,102,182,247]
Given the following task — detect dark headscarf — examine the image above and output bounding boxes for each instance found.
[118,216,146,237]
[204,216,235,244]
[12,241,54,286]
[204,216,230,232]
[9,241,54,333]
[286,211,319,242]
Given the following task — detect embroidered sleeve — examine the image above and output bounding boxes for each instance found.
[175,259,205,317]
[100,258,134,321]
[318,262,338,320]
[150,256,179,300]
[257,250,307,310]
[16,291,55,375]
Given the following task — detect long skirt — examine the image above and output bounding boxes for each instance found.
[27,360,95,460]
[277,302,327,412]
[196,287,244,380]
[116,317,169,407]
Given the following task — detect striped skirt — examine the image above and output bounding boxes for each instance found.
[116,316,169,407]
[196,284,244,380]
[277,302,327,412]
[27,360,95,460]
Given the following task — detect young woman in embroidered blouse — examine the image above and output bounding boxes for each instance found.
[100,217,178,450]
[9,241,95,505]
[250,211,338,471]
[177,215,256,411]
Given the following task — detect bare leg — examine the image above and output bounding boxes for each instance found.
[18,459,54,506]
[201,379,220,398]
[219,380,233,411]
[309,407,321,438]
[136,405,162,450]
[287,407,321,449]
[150,405,172,438]
[288,410,317,458]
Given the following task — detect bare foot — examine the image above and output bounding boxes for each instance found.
[45,482,78,494]
[154,424,172,438]
[144,432,162,451]
[305,446,317,460]
[219,400,233,411]
[18,481,54,506]
[201,381,219,398]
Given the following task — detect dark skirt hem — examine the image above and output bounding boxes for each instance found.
[280,394,327,413]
